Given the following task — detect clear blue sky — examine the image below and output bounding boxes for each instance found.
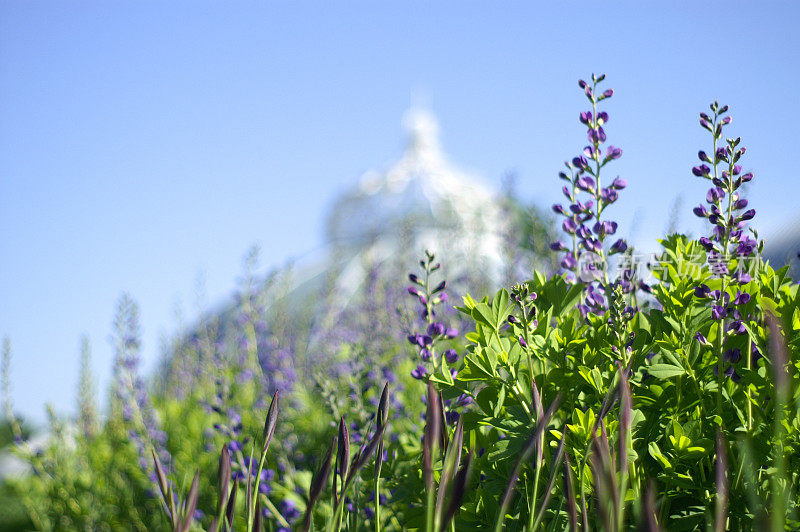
[2,1,798,424]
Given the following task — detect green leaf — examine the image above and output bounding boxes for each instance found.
[647,364,686,379]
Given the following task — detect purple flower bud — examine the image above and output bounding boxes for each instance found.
[583,238,602,253]
[407,286,422,298]
[576,175,596,191]
[600,187,618,203]
[445,349,459,364]
[588,127,607,143]
[734,198,748,210]
[721,116,732,125]
[732,165,742,175]
[723,348,742,363]
[580,111,592,124]
[518,335,527,348]
[711,305,727,320]
[410,365,428,380]
[694,284,711,298]
[604,146,622,161]
[698,151,710,162]
[456,394,473,407]
[727,321,746,335]
[740,209,756,221]
[695,332,710,346]
[609,238,627,254]
[734,271,752,284]
[420,348,432,361]
[576,225,591,240]
[596,111,609,124]
[574,157,591,171]
[445,327,458,338]
[611,177,627,189]
[562,219,578,234]
[706,187,725,203]
[594,220,618,236]
[736,237,757,256]
[552,204,566,215]
[561,253,577,269]
[550,241,567,251]
[409,273,420,284]
[602,89,614,99]
[427,322,446,337]
[693,205,708,217]
[741,172,754,182]
[578,79,587,89]
[562,185,573,200]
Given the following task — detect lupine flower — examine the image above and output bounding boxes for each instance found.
[549,74,632,313]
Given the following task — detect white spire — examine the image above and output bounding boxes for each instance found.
[402,107,441,160]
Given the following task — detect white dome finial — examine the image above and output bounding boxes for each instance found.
[402,107,441,157]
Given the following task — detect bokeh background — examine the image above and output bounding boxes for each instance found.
[2,1,799,425]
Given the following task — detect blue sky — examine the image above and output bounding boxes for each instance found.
[2,1,799,423]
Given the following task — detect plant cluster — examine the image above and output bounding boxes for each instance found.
[1,75,799,531]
